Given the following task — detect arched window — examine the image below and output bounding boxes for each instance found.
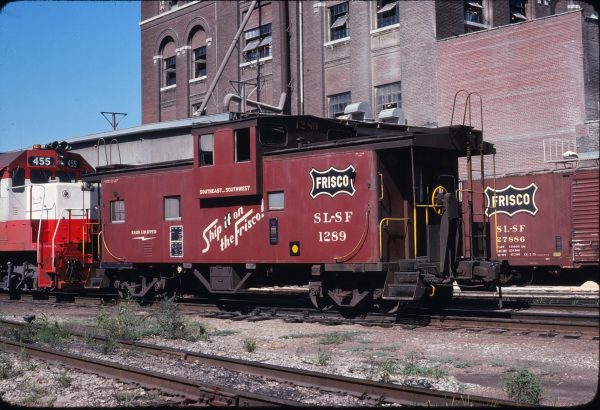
[161,40,177,87]
[190,28,207,80]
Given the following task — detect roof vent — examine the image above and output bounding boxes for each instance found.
[343,102,373,121]
[378,107,405,124]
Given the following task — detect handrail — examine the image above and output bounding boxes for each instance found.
[379,217,410,258]
[51,208,88,270]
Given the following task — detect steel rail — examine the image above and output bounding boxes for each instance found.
[0,320,518,407]
[0,338,301,407]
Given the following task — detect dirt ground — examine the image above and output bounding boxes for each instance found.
[0,300,597,407]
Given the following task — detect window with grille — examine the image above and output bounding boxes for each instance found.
[243,23,272,62]
[328,92,351,118]
[375,82,402,113]
[192,46,206,78]
[464,0,486,32]
[164,56,176,87]
[329,2,349,41]
[110,200,125,223]
[509,0,527,23]
[376,0,399,28]
[164,196,181,220]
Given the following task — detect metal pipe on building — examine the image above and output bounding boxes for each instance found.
[198,0,258,115]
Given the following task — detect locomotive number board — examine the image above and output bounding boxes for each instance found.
[28,156,55,167]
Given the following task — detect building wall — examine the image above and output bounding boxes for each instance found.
[438,11,594,176]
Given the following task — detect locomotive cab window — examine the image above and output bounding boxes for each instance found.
[164,196,181,220]
[30,170,52,184]
[11,168,25,193]
[199,134,214,166]
[235,128,251,162]
[55,172,75,182]
[110,200,125,223]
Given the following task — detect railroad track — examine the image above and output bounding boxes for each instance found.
[0,319,519,407]
[1,292,598,339]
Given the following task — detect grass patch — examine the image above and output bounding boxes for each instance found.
[399,351,447,379]
[0,355,16,379]
[242,337,257,352]
[503,367,543,404]
[152,297,208,342]
[317,349,331,366]
[12,314,70,347]
[438,356,472,369]
[379,358,400,383]
[56,371,73,388]
[319,331,364,345]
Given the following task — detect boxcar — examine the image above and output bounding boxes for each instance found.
[474,167,599,284]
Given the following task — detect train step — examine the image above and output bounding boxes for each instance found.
[84,268,109,289]
[382,271,423,300]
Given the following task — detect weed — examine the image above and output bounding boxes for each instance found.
[317,349,331,366]
[348,345,371,352]
[34,315,71,346]
[96,304,146,342]
[243,337,257,352]
[439,357,471,369]
[400,351,447,379]
[0,355,14,379]
[490,360,505,368]
[319,331,363,345]
[503,367,543,404]
[56,371,73,388]
[379,358,399,383]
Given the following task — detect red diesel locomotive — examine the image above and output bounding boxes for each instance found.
[83,114,510,313]
[474,167,599,284]
[0,143,97,291]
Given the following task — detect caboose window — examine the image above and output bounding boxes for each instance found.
[10,168,25,193]
[259,124,287,147]
[199,134,214,166]
[110,200,125,223]
[235,128,251,162]
[164,196,181,220]
[30,170,52,184]
[268,191,285,211]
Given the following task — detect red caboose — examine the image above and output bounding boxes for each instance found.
[0,143,97,290]
[86,115,506,312]
[473,167,599,284]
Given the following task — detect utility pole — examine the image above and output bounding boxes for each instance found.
[101,112,127,130]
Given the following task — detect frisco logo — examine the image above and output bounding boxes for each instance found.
[484,183,538,217]
[310,165,356,199]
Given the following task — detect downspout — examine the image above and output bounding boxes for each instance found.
[298,1,304,114]
[198,0,258,115]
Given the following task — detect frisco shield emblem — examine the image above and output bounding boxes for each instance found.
[310,165,356,198]
[484,183,538,217]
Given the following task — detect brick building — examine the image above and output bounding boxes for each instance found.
[140,0,598,175]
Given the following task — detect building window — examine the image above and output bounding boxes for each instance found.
[268,191,284,211]
[161,40,177,88]
[243,23,272,62]
[192,46,207,78]
[192,102,203,116]
[464,0,486,32]
[199,134,214,166]
[164,196,181,220]
[235,129,251,163]
[329,2,349,40]
[328,92,351,118]
[376,0,399,28]
[110,200,125,223]
[375,82,402,113]
[510,0,528,23]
